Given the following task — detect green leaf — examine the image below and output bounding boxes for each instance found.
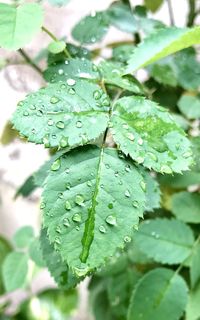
[40,229,80,289]
[112,44,134,63]
[2,252,28,292]
[190,243,200,289]
[191,136,200,172]
[110,96,193,173]
[144,0,163,12]
[11,80,109,149]
[42,145,146,274]
[134,218,194,264]
[0,3,43,50]
[107,2,138,33]
[128,268,188,320]
[72,12,109,44]
[18,288,78,320]
[186,282,200,320]
[159,171,200,189]
[0,237,11,294]
[148,57,178,87]
[125,27,200,73]
[15,175,36,199]
[48,40,66,54]
[171,192,200,224]
[98,60,144,94]
[178,94,200,120]
[29,238,46,268]
[13,226,34,248]
[44,58,100,83]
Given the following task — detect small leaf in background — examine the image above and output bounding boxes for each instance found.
[98,60,144,94]
[0,237,12,294]
[0,3,43,50]
[15,175,36,199]
[11,80,109,149]
[190,243,200,289]
[42,146,146,273]
[144,0,163,12]
[112,44,134,64]
[48,40,66,54]
[2,252,29,292]
[187,282,200,320]
[13,226,34,248]
[110,96,193,173]
[140,169,161,212]
[171,191,200,224]
[106,2,138,33]
[17,288,78,320]
[178,94,200,120]
[125,27,200,73]
[128,268,188,320]
[44,58,100,83]
[0,121,18,145]
[148,57,178,87]
[72,12,109,44]
[134,218,194,264]
[29,238,46,268]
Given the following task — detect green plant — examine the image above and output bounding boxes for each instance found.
[1,0,200,319]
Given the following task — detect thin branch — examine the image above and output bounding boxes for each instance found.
[166,0,175,26]
[187,0,196,27]
[18,49,43,75]
[42,26,71,59]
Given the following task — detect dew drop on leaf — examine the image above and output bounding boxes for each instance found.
[124,236,131,243]
[55,237,61,245]
[40,202,46,209]
[68,88,75,95]
[67,78,76,86]
[99,225,106,233]
[132,200,139,208]
[140,181,146,191]
[75,194,85,206]
[63,217,70,227]
[106,215,117,226]
[58,192,64,199]
[125,164,131,172]
[51,158,61,171]
[56,121,65,129]
[72,213,82,223]
[23,111,29,116]
[65,200,71,210]
[138,138,144,145]
[50,96,59,104]
[87,181,92,187]
[65,182,71,190]
[125,190,131,198]
[60,136,68,148]
[126,133,135,141]
[56,225,61,234]
[93,90,102,100]
[76,121,83,128]
[47,119,54,126]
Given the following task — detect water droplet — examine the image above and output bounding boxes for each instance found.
[40,202,46,209]
[50,96,59,104]
[124,236,131,243]
[66,168,70,174]
[65,182,71,190]
[60,136,68,148]
[99,225,106,233]
[92,64,98,72]
[151,231,156,237]
[23,111,29,116]
[105,164,110,169]
[138,138,143,146]
[93,90,102,100]
[102,98,110,106]
[160,165,172,174]
[115,171,119,177]
[63,217,70,227]
[75,194,85,206]
[76,226,80,231]
[58,69,64,75]
[51,158,61,171]
[76,120,82,128]
[30,105,36,110]
[108,203,113,209]
[65,60,69,65]
[125,164,131,172]
[55,237,61,245]
[132,200,139,208]
[68,88,75,95]
[136,156,144,164]
[67,78,76,86]
[106,215,117,226]
[60,83,66,89]
[87,181,92,187]
[56,225,61,234]
[58,192,64,199]
[52,134,57,139]
[56,121,65,129]
[140,181,146,191]
[43,135,50,148]
[48,119,54,126]
[65,200,71,210]
[32,128,36,134]
[37,110,44,117]
[126,133,135,141]
[125,190,131,198]
[148,152,158,162]
[133,224,138,230]
[72,213,82,223]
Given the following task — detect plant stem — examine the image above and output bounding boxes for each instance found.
[42,26,71,59]
[187,0,196,27]
[18,49,43,75]
[166,0,175,26]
